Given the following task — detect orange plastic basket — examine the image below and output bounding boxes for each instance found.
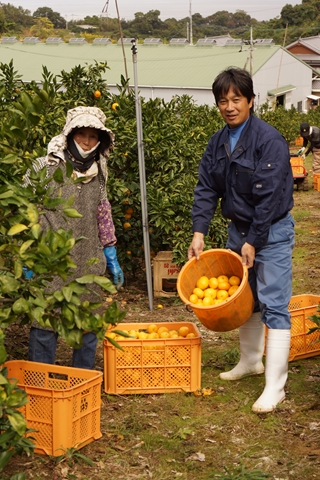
[5,361,102,456]
[104,322,201,394]
[177,249,254,332]
[313,173,320,191]
[265,294,320,361]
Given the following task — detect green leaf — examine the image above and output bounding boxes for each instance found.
[61,285,73,302]
[75,275,95,284]
[93,276,117,293]
[7,390,28,408]
[19,239,34,255]
[0,154,18,164]
[0,450,14,472]
[63,208,83,218]
[53,167,64,184]
[7,410,27,436]
[31,223,41,239]
[0,346,7,365]
[7,224,28,235]
[27,204,39,223]
[12,298,29,314]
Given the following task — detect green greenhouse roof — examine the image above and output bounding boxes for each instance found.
[0,41,282,87]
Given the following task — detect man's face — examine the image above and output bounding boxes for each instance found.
[217,87,253,129]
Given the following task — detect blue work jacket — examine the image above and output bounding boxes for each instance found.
[192,115,294,248]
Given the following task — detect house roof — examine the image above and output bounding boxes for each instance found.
[267,85,296,96]
[286,35,320,55]
[0,40,283,88]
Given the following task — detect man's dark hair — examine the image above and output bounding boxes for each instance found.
[212,67,255,111]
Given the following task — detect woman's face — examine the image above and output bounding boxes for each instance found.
[73,127,99,151]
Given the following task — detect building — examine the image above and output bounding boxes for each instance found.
[0,36,315,112]
[286,34,320,109]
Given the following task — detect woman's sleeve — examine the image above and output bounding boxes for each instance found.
[97,198,117,247]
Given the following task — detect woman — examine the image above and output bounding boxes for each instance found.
[26,106,123,369]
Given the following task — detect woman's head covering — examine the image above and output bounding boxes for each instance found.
[63,106,114,153]
[47,106,114,160]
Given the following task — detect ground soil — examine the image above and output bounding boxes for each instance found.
[3,168,320,480]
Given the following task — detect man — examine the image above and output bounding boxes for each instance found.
[298,122,320,173]
[188,67,295,413]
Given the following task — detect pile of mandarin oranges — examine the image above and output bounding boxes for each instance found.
[189,274,241,306]
[106,324,196,341]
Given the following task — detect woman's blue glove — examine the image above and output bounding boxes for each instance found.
[23,266,33,279]
[103,246,124,289]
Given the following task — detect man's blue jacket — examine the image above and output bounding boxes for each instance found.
[192,114,294,248]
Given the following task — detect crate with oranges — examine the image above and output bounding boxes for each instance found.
[103,322,201,394]
[190,274,241,306]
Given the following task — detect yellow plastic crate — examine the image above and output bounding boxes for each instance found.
[104,322,201,394]
[313,173,320,191]
[265,295,320,361]
[5,360,103,456]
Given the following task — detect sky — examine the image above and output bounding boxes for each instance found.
[7,1,301,23]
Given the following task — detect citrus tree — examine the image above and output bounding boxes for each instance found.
[1,59,320,472]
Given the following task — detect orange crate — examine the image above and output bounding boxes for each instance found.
[5,361,102,456]
[313,173,320,191]
[290,156,304,167]
[265,295,320,361]
[104,322,201,394]
[295,137,304,146]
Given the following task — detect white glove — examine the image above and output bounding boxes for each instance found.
[297,147,305,155]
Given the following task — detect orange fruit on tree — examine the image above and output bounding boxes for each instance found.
[196,276,209,290]
[112,102,119,110]
[229,275,241,286]
[193,287,204,299]
[179,326,189,337]
[189,293,199,304]
[93,90,101,98]
[123,222,131,229]
[216,290,229,300]
[126,207,134,215]
[218,281,231,291]
[217,275,229,283]
[228,285,239,296]
[209,277,219,289]
[124,213,131,219]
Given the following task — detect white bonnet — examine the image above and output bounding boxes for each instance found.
[63,106,114,144]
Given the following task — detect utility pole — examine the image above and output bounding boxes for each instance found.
[249,27,253,77]
[189,1,193,45]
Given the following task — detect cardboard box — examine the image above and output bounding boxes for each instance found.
[153,251,180,297]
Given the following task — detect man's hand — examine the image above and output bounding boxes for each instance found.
[188,232,205,260]
[297,147,305,155]
[241,242,255,268]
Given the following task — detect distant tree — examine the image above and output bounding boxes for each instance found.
[33,7,66,29]
[30,17,55,39]
[0,3,33,30]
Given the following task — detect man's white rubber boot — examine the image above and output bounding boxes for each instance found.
[219,312,265,381]
[252,329,291,413]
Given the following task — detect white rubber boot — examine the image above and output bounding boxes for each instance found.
[252,329,291,413]
[219,312,265,381]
